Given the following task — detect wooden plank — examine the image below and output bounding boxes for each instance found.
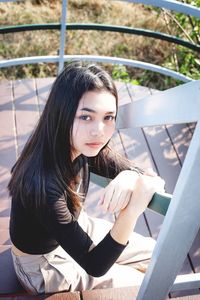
[82,286,139,300]
[13,79,40,155]
[143,125,181,193]
[0,199,11,214]
[0,80,17,203]
[126,82,153,102]
[35,77,54,114]
[43,293,80,300]
[166,124,193,166]
[116,81,135,106]
[0,80,16,249]
[0,79,14,215]
[10,292,81,299]
[0,229,10,245]
[188,122,196,134]
[0,216,9,229]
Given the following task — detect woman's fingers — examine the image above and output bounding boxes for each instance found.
[118,191,132,211]
[107,189,120,212]
[98,169,165,215]
[108,190,131,213]
[99,185,115,212]
[144,168,157,177]
[126,173,166,217]
[99,186,132,213]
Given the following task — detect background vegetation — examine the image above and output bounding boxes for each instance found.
[0,0,199,89]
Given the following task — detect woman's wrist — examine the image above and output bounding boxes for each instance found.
[111,208,138,245]
[120,204,139,220]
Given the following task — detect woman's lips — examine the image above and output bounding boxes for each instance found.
[85,142,104,148]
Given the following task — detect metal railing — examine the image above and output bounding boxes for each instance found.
[0,0,200,82]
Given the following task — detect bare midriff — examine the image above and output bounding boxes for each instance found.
[12,244,30,256]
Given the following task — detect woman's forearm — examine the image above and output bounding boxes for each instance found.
[110,209,138,245]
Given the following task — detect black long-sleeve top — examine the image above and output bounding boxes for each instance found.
[10,149,140,277]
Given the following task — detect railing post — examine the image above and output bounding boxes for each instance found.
[136,120,200,299]
[58,0,68,74]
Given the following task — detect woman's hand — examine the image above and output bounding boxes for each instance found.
[125,170,165,218]
[98,168,165,215]
[98,170,140,213]
[103,168,165,245]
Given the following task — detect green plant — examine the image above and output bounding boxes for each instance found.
[152,0,200,82]
[112,64,140,85]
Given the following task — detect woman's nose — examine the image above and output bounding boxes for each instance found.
[90,121,104,136]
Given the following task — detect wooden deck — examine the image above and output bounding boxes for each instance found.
[0,78,199,299]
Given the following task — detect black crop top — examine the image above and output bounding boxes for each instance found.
[10,150,138,277]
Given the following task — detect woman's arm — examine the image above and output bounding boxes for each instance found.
[88,147,144,179]
[110,172,165,245]
[41,168,164,277]
[41,194,127,277]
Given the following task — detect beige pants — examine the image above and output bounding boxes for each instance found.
[11,210,155,295]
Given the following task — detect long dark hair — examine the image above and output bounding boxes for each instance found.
[8,61,118,211]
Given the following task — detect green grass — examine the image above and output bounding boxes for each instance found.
[0,0,199,89]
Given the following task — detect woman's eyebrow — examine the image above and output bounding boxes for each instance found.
[80,107,116,114]
[80,108,96,113]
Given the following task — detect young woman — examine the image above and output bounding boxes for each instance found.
[8,62,165,295]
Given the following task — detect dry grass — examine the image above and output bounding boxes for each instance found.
[0,0,178,87]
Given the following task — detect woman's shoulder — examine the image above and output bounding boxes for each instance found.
[45,172,64,200]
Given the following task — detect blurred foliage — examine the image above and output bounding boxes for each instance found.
[151,0,200,86]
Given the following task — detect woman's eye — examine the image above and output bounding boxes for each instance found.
[104,115,116,121]
[79,115,91,121]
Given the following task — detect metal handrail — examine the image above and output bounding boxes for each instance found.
[3,0,199,16]
[1,23,200,53]
[0,0,199,81]
[0,55,193,82]
[119,0,200,18]
[0,0,19,2]
[58,0,67,73]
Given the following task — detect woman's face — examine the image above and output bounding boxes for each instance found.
[72,90,117,159]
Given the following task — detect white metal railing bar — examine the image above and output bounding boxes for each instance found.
[1,0,199,78]
[118,0,200,19]
[116,79,200,128]
[135,81,200,298]
[58,0,68,73]
[0,55,193,82]
[0,0,20,2]
[171,273,200,292]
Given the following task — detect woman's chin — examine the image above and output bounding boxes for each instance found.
[84,149,102,157]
